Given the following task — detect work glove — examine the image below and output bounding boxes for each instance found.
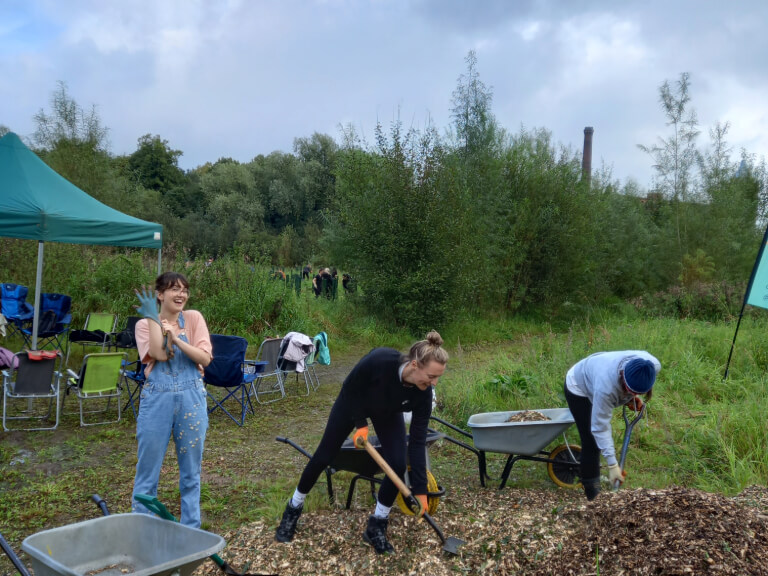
[352,425,369,448]
[625,396,644,412]
[415,494,428,517]
[608,463,626,486]
[134,287,161,325]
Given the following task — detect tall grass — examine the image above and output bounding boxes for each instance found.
[437,313,768,494]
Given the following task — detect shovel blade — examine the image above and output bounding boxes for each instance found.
[442,536,465,555]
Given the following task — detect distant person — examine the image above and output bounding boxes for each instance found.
[312,270,322,298]
[302,264,312,280]
[275,331,449,554]
[342,273,356,294]
[320,268,333,299]
[132,272,212,528]
[564,350,661,501]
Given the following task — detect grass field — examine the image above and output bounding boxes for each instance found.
[1,313,767,574]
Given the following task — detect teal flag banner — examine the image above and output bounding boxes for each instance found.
[745,224,768,309]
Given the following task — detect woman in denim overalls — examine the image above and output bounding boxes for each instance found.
[131,272,212,528]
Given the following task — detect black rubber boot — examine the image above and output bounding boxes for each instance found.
[363,515,395,554]
[275,500,303,542]
[583,477,601,501]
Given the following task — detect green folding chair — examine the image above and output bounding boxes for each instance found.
[65,312,118,367]
[63,352,126,426]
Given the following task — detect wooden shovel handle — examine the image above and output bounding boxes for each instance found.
[358,438,423,515]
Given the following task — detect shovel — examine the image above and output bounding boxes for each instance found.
[613,402,647,491]
[356,437,465,555]
[133,494,275,576]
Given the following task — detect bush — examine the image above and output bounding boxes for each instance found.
[633,281,746,321]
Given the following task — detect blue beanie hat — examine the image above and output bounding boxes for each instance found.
[623,358,656,394]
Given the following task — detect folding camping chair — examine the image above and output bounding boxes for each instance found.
[1,283,34,340]
[204,334,266,426]
[63,352,126,426]
[65,312,118,367]
[2,350,63,431]
[110,316,141,352]
[121,359,146,419]
[249,337,285,404]
[304,334,323,391]
[276,332,315,397]
[18,293,72,352]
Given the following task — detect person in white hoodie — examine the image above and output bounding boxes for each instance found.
[564,350,661,501]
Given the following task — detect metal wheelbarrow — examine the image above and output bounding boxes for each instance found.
[429,408,582,490]
[12,513,225,576]
[276,431,446,514]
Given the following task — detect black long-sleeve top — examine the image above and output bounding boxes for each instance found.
[339,347,433,494]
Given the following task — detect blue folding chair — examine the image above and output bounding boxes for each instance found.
[121,359,146,418]
[204,335,266,426]
[1,283,34,339]
[19,293,72,352]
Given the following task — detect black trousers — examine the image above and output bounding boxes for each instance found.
[297,394,406,507]
[564,381,601,483]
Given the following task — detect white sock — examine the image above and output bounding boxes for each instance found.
[290,489,307,508]
[373,501,391,519]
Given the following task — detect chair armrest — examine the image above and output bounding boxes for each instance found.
[66,368,78,380]
[244,360,268,374]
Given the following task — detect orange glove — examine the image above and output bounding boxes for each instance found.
[608,464,626,486]
[352,426,369,448]
[625,396,644,412]
[415,494,428,516]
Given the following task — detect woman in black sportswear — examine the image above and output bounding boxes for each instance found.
[274,331,448,554]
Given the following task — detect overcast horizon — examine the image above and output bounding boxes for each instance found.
[3,0,767,189]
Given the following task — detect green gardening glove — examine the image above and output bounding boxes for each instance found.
[134,287,161,326]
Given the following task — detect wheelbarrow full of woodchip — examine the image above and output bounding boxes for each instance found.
[429,407,582,489]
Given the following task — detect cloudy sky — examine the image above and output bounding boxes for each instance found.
[2,0,767,187]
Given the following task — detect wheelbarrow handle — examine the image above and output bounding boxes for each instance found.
[0,531,32,576]
[134,494,176,521]
[275,436,313,460]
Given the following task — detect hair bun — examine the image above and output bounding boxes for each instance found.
[425,330,443,347]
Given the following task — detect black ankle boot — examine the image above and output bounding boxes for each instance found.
[363,515,395,554]
[583,477,601,501]
[275,500,303,542]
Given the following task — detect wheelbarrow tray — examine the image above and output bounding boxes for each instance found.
[21,514,225,576]
[328,431,444,477]
[467,408,574,456]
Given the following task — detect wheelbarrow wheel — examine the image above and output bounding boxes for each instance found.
[396,469,440,516]
[547,444,582,488]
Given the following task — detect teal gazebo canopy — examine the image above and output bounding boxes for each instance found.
[0,131,163,347]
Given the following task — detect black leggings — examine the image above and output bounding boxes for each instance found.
[564,381,601,482]
[297,395,406,507]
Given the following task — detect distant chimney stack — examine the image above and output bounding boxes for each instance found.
[582,126,594,184]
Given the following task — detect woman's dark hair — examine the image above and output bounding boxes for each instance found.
[155,272,190,294]
[407,330,449,366]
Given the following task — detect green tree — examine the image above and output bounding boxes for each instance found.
[32,81,113,199]
[127,134,186,195]
[698,123,760,280]
[638,72,701,265]
[450,50,498,158]
[330,120,457,332]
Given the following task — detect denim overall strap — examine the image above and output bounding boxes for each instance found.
[133,310,209,528]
